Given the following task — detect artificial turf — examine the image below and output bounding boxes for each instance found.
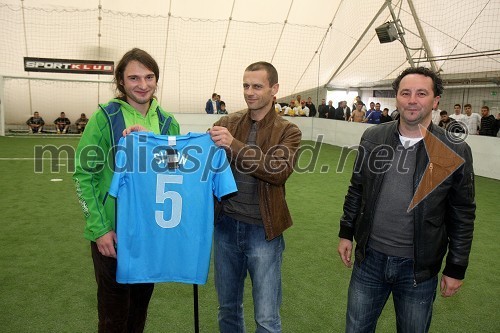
[0,136,498,332]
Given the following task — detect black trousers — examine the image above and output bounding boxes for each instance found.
[91,242,155,333]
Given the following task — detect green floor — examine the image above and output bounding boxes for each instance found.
[0,136,498,332]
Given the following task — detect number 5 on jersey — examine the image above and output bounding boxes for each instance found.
[155,174,183,228]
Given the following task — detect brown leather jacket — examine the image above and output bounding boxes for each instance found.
[214,106,302,240]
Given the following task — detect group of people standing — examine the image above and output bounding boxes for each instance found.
[277,93,500,139]
[73,47,475,333]
[205,93,228,114]
[436,103,499,137]
[346,100,394,124]
[275,95,317,117]
[277,95,394,125]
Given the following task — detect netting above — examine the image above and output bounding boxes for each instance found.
[1,0,499,118]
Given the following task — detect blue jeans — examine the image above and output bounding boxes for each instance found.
[346,247,437,333]
[214,214,284,333]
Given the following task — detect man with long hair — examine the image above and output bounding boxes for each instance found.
[74,48,180,332]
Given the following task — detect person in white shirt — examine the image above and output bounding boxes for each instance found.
[449,103,466,122]
[295,94,302,108]
[205,93,220,114]
[297,100,310,117]
[284,99,296,116]
[431,101,442,125]
[462,104,481,135]
[273,96,283,115]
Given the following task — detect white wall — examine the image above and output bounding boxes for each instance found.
[173,114,499,180]
[5,112,497,180]
[463,134,500,180]
[175,114,225,133]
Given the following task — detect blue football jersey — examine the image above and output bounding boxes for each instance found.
[109,132,237,284]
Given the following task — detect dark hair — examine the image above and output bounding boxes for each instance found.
[212,93,218,98]
[440,110,448,116]
[114,48,159,97]
[464,103,472,108]
[392,67,443,97]
[481,105,489,111]
[220,101,226,107]
[245,61,278,86]
[454,103,461,108]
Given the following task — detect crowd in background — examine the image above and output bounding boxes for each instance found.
[272,95,500,137]
[27,93,499,137]
[275,95,399,124]
[204,93,228,115]
[435,103,499,137]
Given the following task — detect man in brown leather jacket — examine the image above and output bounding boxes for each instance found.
[209,61,301,333]
[338,67,475,333]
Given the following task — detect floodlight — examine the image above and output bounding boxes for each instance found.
[375,22,399,44]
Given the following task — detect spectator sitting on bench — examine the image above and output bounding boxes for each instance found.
[75,113,89,133]
[54,112,71,134]
[26,111,45,133]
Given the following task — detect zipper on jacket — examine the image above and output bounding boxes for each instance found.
[102,191,109,205]
[429,162,433,191]
[412,145,424,288]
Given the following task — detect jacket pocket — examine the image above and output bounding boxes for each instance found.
[420,216,448,266]
[425,215,444,227]
[421,216,447,256]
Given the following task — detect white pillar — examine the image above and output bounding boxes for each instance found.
[0,76,5,136]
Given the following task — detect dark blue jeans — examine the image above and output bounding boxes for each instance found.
[346,247,437,333]
[214,214,284,333]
